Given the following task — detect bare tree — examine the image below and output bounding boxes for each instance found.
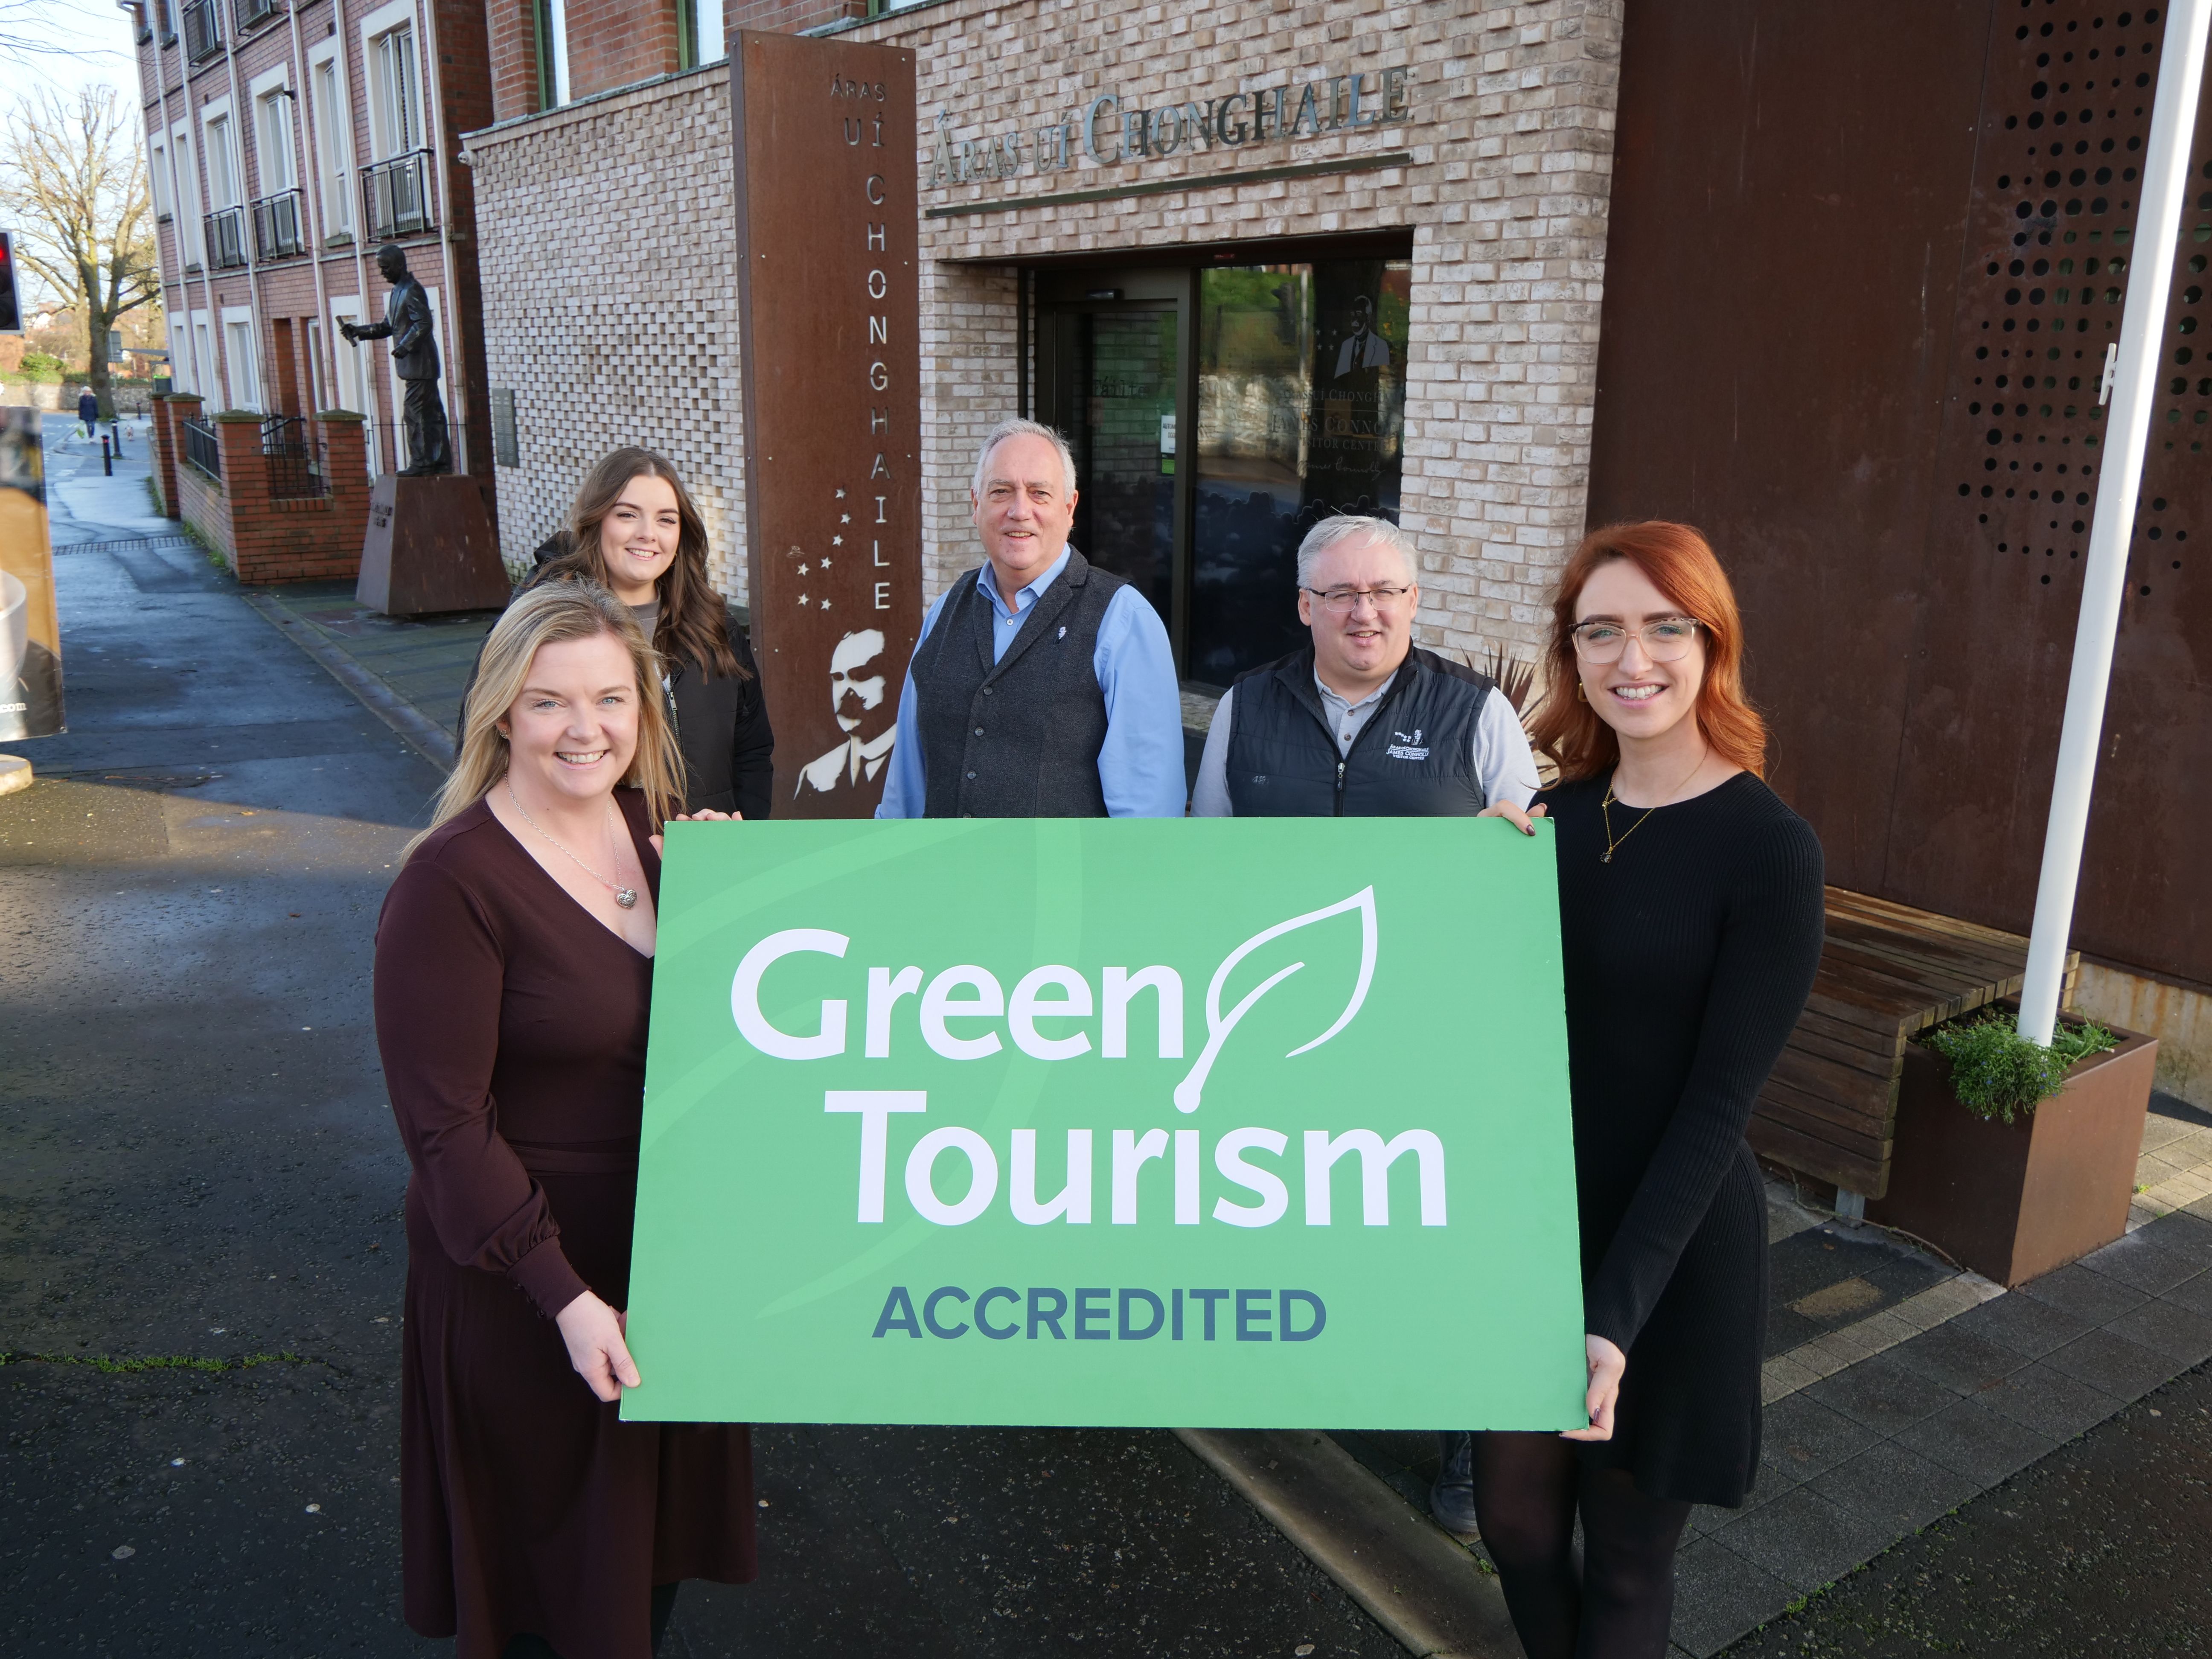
[2,86,158,420]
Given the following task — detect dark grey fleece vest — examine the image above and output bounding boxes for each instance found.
[1226,645,1498,817]
[910,549,1124,818]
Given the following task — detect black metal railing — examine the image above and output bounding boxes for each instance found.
[252,189,304,260]
[181,0,221,60]
[205,205,247,269]
[261,415,327,500]
[183,418,222,480]
[361,150,436,241]
[231,0,276,31]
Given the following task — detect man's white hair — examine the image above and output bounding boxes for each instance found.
[971,417,1078,500]
[1295,514,1418,588]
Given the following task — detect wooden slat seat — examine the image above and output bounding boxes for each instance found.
[1747,889,2078,1200]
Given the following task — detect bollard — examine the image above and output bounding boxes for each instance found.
[102,435,113,476]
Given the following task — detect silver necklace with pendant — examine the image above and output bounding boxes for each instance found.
[507,781,640,909]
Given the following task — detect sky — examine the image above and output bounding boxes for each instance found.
[0,0,141,108]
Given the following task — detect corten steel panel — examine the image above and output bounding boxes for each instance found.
[1889,2,2212,986]
[1586,0,1994,891]
[733,32,922,818]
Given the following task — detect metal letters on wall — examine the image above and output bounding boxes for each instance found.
[733,31,922,818]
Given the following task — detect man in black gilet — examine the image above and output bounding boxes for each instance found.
[875,419,1185,819]
[1189,512,1539,1537]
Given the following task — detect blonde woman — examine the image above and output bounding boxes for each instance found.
[375,582,752,1659]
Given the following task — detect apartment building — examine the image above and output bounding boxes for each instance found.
[128,0,495,478]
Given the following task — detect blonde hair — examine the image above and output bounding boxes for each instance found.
[409,582,683,856]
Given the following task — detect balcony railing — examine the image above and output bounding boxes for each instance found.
[361,150,436,242]
[183,418,221,481]
[262,415,328,500]
[205,205,247,270]
[252,189,304,261]
[181,0,221,61]
[231,0,276,31]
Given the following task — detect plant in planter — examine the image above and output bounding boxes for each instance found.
[1921,1012,2118,1124]
[1866,1004,2159,1287]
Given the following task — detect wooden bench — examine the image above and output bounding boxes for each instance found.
[1749,889,2080,1205]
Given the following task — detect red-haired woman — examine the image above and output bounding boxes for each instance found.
[1475,521,1824,1658]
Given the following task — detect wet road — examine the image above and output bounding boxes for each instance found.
[0,422,1397,1658]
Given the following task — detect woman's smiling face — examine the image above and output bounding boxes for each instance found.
[597,472,684,604]
[497,631,640,806]
[1573,557,1706,744]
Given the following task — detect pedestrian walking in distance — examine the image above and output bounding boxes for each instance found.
[78,387,99,439]
[376,581,754,1658]
[875,416,1186,818]
[1476,521,1824,1658]
[468,446,774,821]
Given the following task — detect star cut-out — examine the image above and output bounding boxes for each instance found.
[840,514,850,524]
[821,598,832,610]
[797,562,809,576]
[835,488,847,499]
[820,556,832,568]
[831,536,843,546]
[797,594,809,606]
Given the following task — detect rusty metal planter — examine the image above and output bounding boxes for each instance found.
[1866,1019,2159,1288]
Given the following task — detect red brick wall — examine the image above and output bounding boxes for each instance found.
[148,393,195,520]
[489,0,542,123]
[725,0,864,37]
[228,415,373,583]
[565,0,681,100]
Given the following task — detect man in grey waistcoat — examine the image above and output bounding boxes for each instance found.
[875,418,1185,818]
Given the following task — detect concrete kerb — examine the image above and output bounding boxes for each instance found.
[1175,1428,1521,1659]
[237,591,457,771]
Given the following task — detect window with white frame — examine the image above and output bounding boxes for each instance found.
[256,86,296,195]
[173,126,204,262]
[204,113,240,208]
[150,140,171,218]
[224,313,261,411]
[310,57,352,236]
[368,24,422,160]
[536,0,570,109]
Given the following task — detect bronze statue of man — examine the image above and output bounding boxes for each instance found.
[341,243,450,476]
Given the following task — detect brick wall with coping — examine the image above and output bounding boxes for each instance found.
[148,393,192,519]
[464,0,1626,655]
[174,408,374,583]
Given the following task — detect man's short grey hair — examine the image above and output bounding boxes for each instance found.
[971,417,1078,500]
[1295,515,1418,588]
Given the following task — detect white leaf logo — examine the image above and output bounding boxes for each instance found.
[1172,887,1378,1114]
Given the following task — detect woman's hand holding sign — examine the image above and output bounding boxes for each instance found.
[1561,1334,1625,1442]
[1478,799,1549,836]
[556,1291,642,1403]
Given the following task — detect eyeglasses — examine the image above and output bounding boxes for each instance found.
[1569,618,1703,662]
[1303,584,1415,616]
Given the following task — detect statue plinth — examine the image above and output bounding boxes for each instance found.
[356,474,510,617]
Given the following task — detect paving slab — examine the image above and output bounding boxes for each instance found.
[1889,1396,2058,1487]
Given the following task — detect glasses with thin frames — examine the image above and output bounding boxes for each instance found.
[1303,584,1415,616]
[1569,618,1703,662]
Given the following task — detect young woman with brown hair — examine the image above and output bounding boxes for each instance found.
[474,446,773,820]
[1476,521,1825,1657]
[379,582,754,1658]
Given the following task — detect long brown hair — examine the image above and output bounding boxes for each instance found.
[545,446,745,680]
[1526,521,1767,783]
[407,582,684,856]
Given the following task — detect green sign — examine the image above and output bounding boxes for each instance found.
[623,817,1586,1430]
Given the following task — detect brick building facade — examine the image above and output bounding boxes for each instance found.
[466,0,1623,668]
[127,0,495,489]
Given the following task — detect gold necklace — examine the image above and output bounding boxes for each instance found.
[1598,756,1707,864]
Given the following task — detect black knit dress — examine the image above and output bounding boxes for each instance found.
[1537,770,1824,1508]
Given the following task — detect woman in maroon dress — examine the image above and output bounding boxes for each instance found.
[375,580,754,1658]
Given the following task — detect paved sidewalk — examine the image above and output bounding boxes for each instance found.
[201,515,2212,1659]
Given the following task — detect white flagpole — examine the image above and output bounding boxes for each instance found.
[2018,0,2212,1045]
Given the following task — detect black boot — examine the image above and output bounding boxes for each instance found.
[1429,1430,1479,1540]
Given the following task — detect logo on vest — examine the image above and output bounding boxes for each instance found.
[1386,727,1429,761]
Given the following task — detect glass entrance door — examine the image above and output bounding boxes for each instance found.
[1189,259,1410,684]
[1038,297,1185,637]
[1032,253,1410,686]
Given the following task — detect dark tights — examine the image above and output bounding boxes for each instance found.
[501,1581,681,1659]
[1469,1432,1692,1659]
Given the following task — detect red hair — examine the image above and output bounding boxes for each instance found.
[1527,521,1767,783]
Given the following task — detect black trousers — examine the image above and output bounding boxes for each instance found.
[500,1581,680,1659]
[399,375,450,474]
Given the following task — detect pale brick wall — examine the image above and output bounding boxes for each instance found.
[467,64,749,597]
[465,0,1624,654]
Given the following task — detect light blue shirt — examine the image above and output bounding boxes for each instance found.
[876,548,1187,818]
